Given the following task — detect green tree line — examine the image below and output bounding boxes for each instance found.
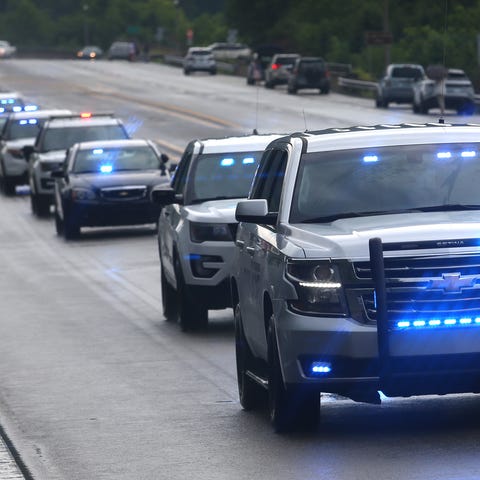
[1,0,480,84]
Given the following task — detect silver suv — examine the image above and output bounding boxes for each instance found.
[232,123,480,432]
[0,109,71,195]
[26,113,129,216]
[264,53,299,89]
[151,133,281,331]
[183,47,216,75]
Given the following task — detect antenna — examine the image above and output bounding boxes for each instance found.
[254,83,260,134]
[302,109,308,132]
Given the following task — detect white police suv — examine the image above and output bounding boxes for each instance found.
[232,122,480,432]
[151,133,282,331]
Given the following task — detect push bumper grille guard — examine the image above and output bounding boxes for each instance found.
[368,237,480,388]
[368,237,390,378]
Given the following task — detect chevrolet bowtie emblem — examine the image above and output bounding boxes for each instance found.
[428,273,475,292]
[119,191,129,196]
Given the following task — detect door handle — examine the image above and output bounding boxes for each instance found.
[235,240,245,247]
[245,246,255,254]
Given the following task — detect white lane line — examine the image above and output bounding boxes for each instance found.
[0,437,25,479]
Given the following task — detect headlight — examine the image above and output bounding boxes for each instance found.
[71,188,96,201]
[190,222,233,242]
[286,260,346,316]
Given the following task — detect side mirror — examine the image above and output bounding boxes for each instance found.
[235,199,277,225]
[160,153,169,164]
[151,184,177,205]
[23,145,34,161]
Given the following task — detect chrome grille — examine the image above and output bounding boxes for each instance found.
[353,255,480,323]
[100,185,147,201]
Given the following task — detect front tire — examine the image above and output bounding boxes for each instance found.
[161,265,178,321]
[63,212,80,240]
[235,304,266,410]
[268,315,320,433]
[2,178,16,195]
[174,256,208,331]
[31,193,50,216]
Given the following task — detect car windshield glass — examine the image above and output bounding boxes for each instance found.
[191,51,211,56]
[7,118,44,140]
[72,146,160,173]
[290,143,480,223]
[41,125,128,152]
[391,67,423,78]
[189,151,262,203]
[447,72,468,80]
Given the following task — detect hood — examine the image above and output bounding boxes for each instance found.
[5,137,36,149]
[38,150,67,162]
[184,198,241,223]
[70,170,170,190]
[284,211,480,259]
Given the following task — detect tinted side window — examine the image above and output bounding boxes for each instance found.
[251,149,287,212]
[172,150,192,194]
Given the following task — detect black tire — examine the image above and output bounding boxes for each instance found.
[265,80,274,89]
[287,85,297,94]
[183,69,190,75]
[320,87,329,94]
[54,208,64,236]
[174,256,208,331]
[419,98,428,114]
[267,315,320,433]
[235,304,266,410]
[161,265,178,321]
[3,178,15,196]
[247,77,254,85]
[31,193,50,216]
[413,102,420,113]
[210,69,217,75]
[63,212,80,240]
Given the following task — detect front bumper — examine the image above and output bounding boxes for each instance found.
[276,306,480,398]
[67,200,161,227]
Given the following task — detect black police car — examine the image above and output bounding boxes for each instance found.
[52,138,170,239]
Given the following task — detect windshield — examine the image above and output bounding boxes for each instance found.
[72,146,160,173]
[6,118,44,140]
[189,151,262,202]
[391,67,423,79]
[41,125,128,152]
[290,143,480,223]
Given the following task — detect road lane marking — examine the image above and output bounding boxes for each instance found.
[86,87,239,129]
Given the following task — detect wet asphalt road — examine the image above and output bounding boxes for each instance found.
[0,59,479,480]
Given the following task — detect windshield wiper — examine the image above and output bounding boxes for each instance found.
[302,205,480,223]
[302,208,424,223]
[190,195,241,204]
[416,204,480,212]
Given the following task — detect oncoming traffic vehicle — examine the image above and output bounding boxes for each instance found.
[232,122,480,432]
[151,133,282,331]
[26,113,129,216]
[52,139,170,239]
[0,109,71,195]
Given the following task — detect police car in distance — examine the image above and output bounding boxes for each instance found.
[232,122,480,432]
[0,92,37,130]
[0,109,71,195]
[52,139,170,239]
[151,133,282,332]
[26,113,129,216]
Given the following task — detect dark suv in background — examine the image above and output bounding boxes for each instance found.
[287,57,330,94]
